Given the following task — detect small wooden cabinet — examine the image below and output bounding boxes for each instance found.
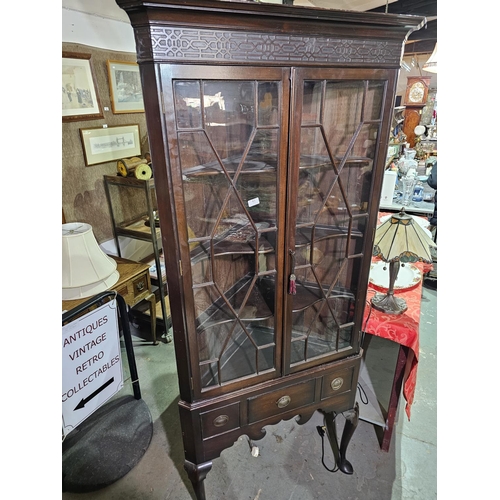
[116,1,425,497]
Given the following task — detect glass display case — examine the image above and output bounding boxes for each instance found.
[116,1,425,497]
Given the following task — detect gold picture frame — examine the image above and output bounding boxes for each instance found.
[79,124,141,166]
[62,52,103,122]
[107,60,145,114]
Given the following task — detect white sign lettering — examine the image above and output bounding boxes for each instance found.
[62,300,123,437]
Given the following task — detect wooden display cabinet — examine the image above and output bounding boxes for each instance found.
[116,1,425,498]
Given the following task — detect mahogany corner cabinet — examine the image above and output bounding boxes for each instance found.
[116,1,425,497]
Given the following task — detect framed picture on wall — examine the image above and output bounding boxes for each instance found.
[79,124,141,166]
[107,60,145,114]
[62,52,103,122]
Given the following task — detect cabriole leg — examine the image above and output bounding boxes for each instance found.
[184,460,212,500]
[338,402,359,475]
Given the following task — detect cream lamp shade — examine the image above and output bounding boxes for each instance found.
[422,43,437,74]
[62,222,120,300]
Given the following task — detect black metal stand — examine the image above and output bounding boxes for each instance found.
[62,292,153,493]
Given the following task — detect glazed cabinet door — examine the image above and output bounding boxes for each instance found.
[160,66,290,396]
[284,68,392,374]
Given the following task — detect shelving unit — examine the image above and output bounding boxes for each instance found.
[103,175,169,337]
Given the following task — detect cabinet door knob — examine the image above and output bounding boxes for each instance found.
[136,281,145,291]
[213,415,229,427]
[330,377,344,391]
[277,395,291,408]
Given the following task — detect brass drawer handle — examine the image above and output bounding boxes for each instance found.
[276,395,291,408]
[330,377,344,391]
[136,281,145,291]
[213,415,229,427]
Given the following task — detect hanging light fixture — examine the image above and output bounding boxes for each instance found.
[422,43,438,73]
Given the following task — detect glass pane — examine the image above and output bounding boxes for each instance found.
[258,82,279,127]
[290,299,354,364]
[302,80,322,125]
[173,79,281,388]
[338,156,374,215]
[174,80,201,128]
[366,82,385,121]
[290,78,384,366]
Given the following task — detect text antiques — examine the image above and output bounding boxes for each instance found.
[62,300,123,437]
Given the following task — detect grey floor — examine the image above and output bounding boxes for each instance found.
[62,287,437,500]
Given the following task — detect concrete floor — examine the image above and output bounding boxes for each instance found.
[62,287,437,500]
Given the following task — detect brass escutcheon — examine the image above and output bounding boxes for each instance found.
[213,415,229,427]
[277,395,291,408]
[330,377,344,391]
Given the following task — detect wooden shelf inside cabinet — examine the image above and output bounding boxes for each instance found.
[190,223,276,264]
[258,276,355,314]
[182,152,278,178]
[295,225,363,247]
[196,274,274,332]
[183,153,371,180]
[103,174,169,336]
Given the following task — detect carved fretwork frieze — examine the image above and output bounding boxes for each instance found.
[134,27,402,65]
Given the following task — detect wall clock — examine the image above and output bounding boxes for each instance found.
[404,77,431,106]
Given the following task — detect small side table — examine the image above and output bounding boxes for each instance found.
[62,256,158,345]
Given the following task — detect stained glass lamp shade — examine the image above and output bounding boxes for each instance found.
[371,209,437,314]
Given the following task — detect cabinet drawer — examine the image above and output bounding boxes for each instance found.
[321,366,355,401]
[200,402,240,440]
[115,271,151,307]
[132,274,148,299]
[247,379,316,424]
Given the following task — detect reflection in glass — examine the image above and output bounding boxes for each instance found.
[174,80,201,128]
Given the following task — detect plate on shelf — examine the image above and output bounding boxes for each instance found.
[379,214,432,239]
[369,261,422,293]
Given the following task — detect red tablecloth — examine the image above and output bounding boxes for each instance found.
[363,264,425,420]
[362,212,433,420]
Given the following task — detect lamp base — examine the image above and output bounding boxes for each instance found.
[371,292,407,315]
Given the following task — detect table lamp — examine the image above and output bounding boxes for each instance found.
[62,222,120,300]
[371,209,437,314]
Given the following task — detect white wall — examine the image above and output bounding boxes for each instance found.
[62,0,135,52]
